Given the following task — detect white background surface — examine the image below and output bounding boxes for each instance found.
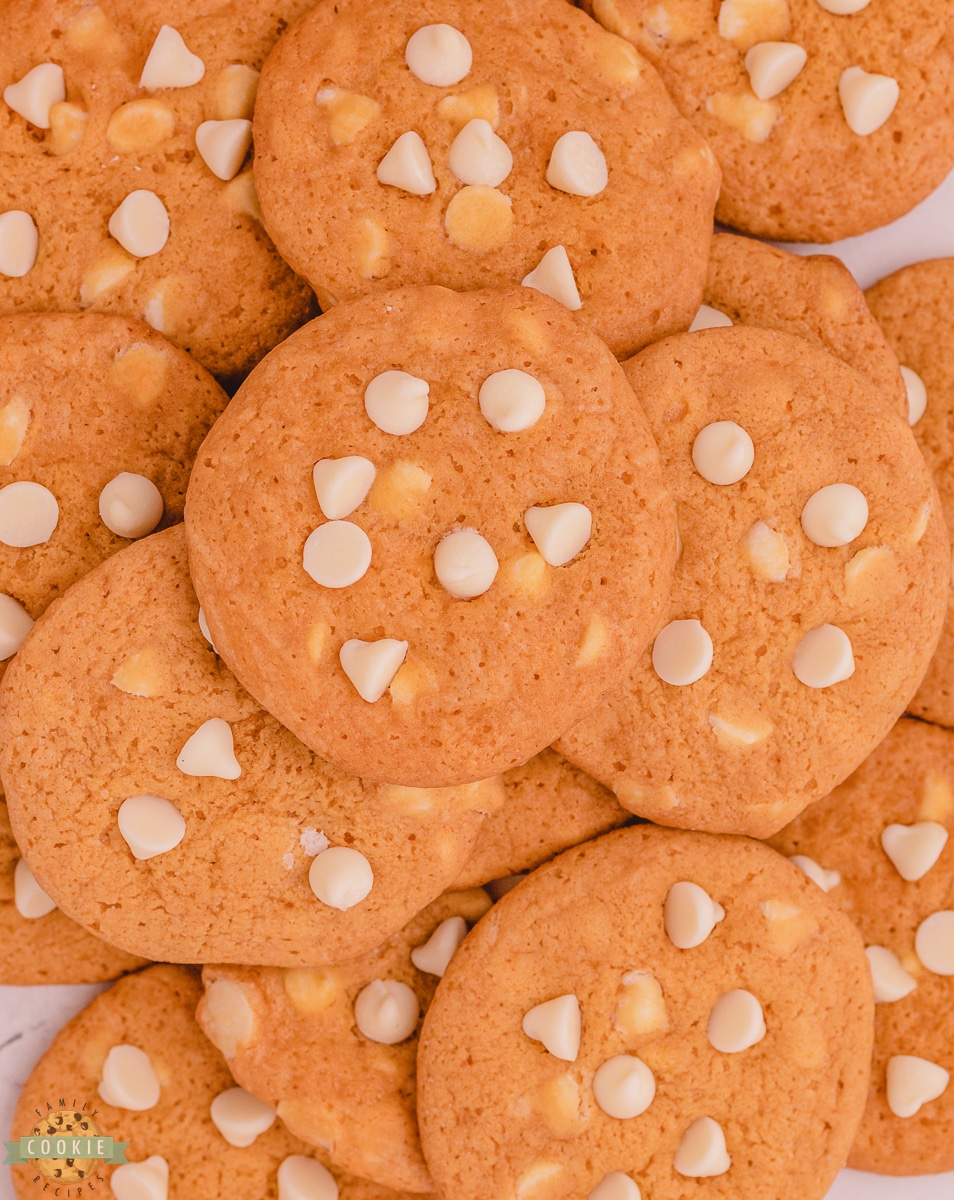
[2,169,954,1200]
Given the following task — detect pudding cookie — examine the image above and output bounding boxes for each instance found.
[417,825,873,1200]
[250,0,720,357]
[0,527,496,966]
[185,285,677,788]
[581,0,954,242]
[556,326,949,836]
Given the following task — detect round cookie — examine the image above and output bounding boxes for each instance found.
[453,748,631,889]
[768,718,954,1176]
[198,888,492,1194]
[580,0,954,242]
[0,526,497,965]
[865,258,954,727]
[0,0,317,381]
[417,825,873,1200]
[9,963,433,1200]
[250,0,720,357]
[184,285,677,788]
[555,326,949,837]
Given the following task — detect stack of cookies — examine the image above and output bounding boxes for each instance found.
[1,1,952,1198]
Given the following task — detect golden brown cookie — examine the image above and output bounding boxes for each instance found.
[250,0,720,357]
[417,825,873,1200]
[581,0,954,242]
[555,326,949,837]
[866,258,954,727]
[185,285,677,788]
[9,963,432,1200]
[0,526,497,966]
[198,889,492,1194]
[0,0,317,380]
[769,718,954,1176]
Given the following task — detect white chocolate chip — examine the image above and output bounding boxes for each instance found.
[790,855,841,892]
[792,624,854,688]
[313,457,376,519]
[354,980,420,1044]
[521,995,581,1062]
[108,191,170,258]
[674,1117,731,1177]
[99,473,164,538]
[915,910,954,975]
[886,1056,950,1118]
[210,1087,275,1147]
[315,88,381,146]
[614,970,669,1037]
[214,65,260,121]
[0,211,39,278]
[546,131,608,197]
[0,594,33,659]
[339,637,408,702]
[405,25,473,86]
[744,42,806,100]
[202,979,256,1058]
[707,989,766,1053]
[444,185,513,251]
[479,370,546,432]
[110,1155,169,1200]
[816,0,871,13]
[709,710,774,747]
[117,795,186,860]
[13,858,56,919]
[411,915,468,977]
[0,395,31,465]
[434,528,498,599]
[308,845,374,910]
[881,822,949,882]
[176,717,241,779]
[589,1174,640,1200]
[98,1045,161,1111]
[198,607,217,653]
[689,305,733,332]
[524,503,591,567]
[302,521,372,589]
[692,421,754,485]
[278,1156,339,1200]
[900,366,927,425]
[800,483,868,547]
[839,66,899,136]
[521,246,582,311]
[376,131,436,195]
[652,619,713,686]
[3,63,65,129]
[449,119,512,186]
[865,946,917,1004]
[195,119,253,181]
[80,245,135,304]
[140,25,205,89]
[592,1055,655,1119]
[0,481,58,547]
[364,370,430,435]
[664,881,725,949]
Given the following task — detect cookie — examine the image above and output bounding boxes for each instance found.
[417,825,873,1200]
[198,888,492,1193]
[555,326,949,837]
[249,0,720,357]
[9,963,433,1200]
[581,0,954,242]
[184,284,677,788]
[0,526,498,965]
[865,257,954,727]
[453,748,631,890]
[0,0,317,380]
[696,232,906,415]
[769,718,954,1176]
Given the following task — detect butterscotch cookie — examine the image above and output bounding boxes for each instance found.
[581,0,954,242]
[0,0,317,380]
[866,258,954,727]
[10,964,433,1200]
[0,526,497,965]
[418,825,873,1200]
[185,285,676,788]
[556,327,949,837]
[250,0,720,357]
[769,718,954,1175]
[199,888,492,1194]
